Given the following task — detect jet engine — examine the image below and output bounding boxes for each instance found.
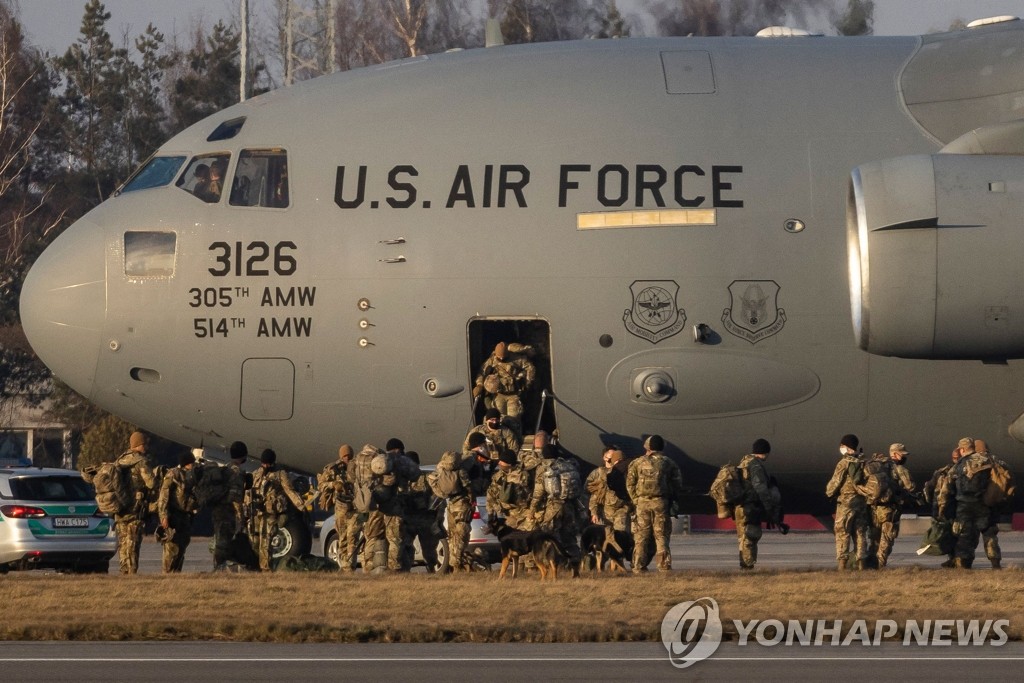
[848,151,1024,360]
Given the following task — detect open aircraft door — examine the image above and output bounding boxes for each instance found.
[467,318,556,436]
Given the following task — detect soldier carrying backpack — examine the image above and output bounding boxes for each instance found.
[528,437,584,566]
[861,444,915,568]
[825,433,869,570]
[625,435,685,573]
[102,431,158,575]
[731,439,782,570]
[249,449,306,572]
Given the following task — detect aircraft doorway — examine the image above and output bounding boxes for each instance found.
[467,318,556,436]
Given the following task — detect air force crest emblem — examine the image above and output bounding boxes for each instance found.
[624,280,686,343]
[722,280,786,344]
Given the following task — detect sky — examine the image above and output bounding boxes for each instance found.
[14,0,1024,57]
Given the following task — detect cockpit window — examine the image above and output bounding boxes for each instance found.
[119,155,187,194]
[207,117,246,142]
[230,149,289,208]
[124,231,176,278]
[176,154,231,203]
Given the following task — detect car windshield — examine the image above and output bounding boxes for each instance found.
[10,476,94,502]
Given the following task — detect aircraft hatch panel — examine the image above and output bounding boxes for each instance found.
[240,358,296,421]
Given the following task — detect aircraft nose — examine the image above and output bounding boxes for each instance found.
[19,219,106,398]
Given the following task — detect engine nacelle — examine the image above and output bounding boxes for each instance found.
[848,153,1024,359]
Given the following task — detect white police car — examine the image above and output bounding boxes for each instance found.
[0,467,116,573]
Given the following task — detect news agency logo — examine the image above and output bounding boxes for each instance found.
[660,597,723,669]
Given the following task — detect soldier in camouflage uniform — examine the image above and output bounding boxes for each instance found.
[114,431,157,575]
[586,447,631,532]
[825,434,870,570]
[212,441,248,570]
[530,444,584,566]
[249,449,306,571]
[626,435,684,572]
[317,444,355,570]
[472,341,536,419]
[868,442,917,568]
[428,450,474,571]
[486,450,532,529]
[158,452,198,573]
[951,437,998,569]
[924,447,962,567]
[972,439,1003,569]
[381,439,420,571]
[734,439,779,570]
[464,408,522,466]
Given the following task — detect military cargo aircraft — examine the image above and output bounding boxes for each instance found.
[20,17,1024,511]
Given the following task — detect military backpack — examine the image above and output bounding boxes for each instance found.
[541,458,582,501]
[316,462,346,511]
[856,453,894,506]
[983,456,1016,507]
[87,461,133,515]
[709,463,745,508]
[634,456,665,498]
[428,451,463,499]
[350,448,381,513]
[194,461,230,508]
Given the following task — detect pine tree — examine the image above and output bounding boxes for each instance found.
[595,0,630,38]
[170,20,241,131]
[834,0,874,36]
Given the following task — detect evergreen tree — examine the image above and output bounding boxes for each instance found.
[595,0,631,38]
[834,0,873,36]
[77,413,136,470]
[170,20,241,131]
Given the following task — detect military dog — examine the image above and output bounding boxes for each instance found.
[580,523,633,573]
[487,518,577,580]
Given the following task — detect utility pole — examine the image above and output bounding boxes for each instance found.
[240,0,250,101]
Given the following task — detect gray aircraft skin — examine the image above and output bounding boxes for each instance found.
[19,19,1024,511]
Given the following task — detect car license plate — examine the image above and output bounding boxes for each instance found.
[53,517,89,528]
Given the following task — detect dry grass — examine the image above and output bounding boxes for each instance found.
[1,568,1021,642]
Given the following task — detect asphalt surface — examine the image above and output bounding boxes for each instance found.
[129,526,1022,574]
[2,641,1023,681]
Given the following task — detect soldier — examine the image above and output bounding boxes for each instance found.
[486,450,532,529]
[869,442,917,568]
[973,439,1003,569]
[464,408,522,465]
[249,449,305,571]
[317,444,355,571]
[950,437,997,569]
[528,443,584,567]
[472,341,536,419]
[428,450,474,571]
[385,438,411,573]
[626,435,684,572]
[348,444,384,572]
[463,432,495,496]
[211,441,248,571]
[923,446,962,567]
[403,451,440,572]
[587,446,632,532]
[734,439,779,570]
[158,451,198,573]
[114,431,157,575]
[825,434,870,570]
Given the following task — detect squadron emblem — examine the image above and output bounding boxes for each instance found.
[722,280,786,344]
[623,280,686,343]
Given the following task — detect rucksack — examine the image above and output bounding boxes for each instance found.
[194,461,230,508]
[634,456,665,498]
[428,451,462,498]
[541,458,581,501]
[316,463,345,511]
[146,465,167,514]
[350,446,382,513]
[709,463,744,507]
[857,453,894,505]
[983,456,1016,507]
[89,461,133,515]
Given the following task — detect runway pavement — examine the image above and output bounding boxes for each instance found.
[129,528,1023,574]
[2,641,1023,681]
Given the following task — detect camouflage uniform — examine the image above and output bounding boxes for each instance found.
[626,450,684,572]
[211,461,246,568]
[585,463,631,532]
[379,451,420,572]
[158,465,197,573]
[113,449,157,575]
[317,458,355,571]
[825,453,870,569]
[250,466,305,571]
[429,453,474,571]
[870,456,915,568]
[474,346,536,418]
[463,422,522,465]
[486,463,532,529]
[951,449,997,568]
[529,454,583,565]
[734,453,776,569]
